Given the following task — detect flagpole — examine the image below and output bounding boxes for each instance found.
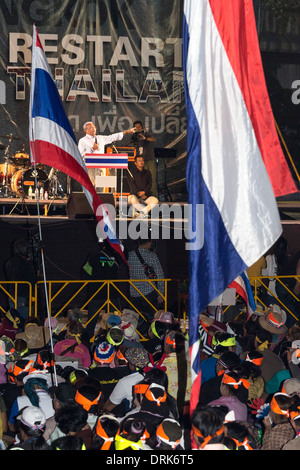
[29,24,58,386]
[31,143,58,387]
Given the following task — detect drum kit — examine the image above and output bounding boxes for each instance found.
[0,134,65,200]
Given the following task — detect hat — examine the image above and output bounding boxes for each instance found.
[0,336,16,363]
[290,341,300,365]
[23,370,53,387]
[94,341,115,364]
[106,326,124,346]
[17,406,46,430]
[199,314,214,329]
[44,317,58,332]
[282,378,300,396]
[99,312,121,330]
[154,311,177,325]
[121,321,140,342]
[15,323,50,349]
[125,347,149,369]
[258,305,287,335]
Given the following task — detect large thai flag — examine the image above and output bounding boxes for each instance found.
[183,0,297,417]
[29,25,125,260]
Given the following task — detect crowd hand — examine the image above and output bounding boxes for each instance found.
[157,295,164,304]
[249,398,270,420]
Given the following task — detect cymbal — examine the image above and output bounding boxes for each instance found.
[0,134,22,140]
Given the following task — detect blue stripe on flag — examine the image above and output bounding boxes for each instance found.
[32,68,77,145]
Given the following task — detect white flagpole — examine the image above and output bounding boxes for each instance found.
[29,25,58,387]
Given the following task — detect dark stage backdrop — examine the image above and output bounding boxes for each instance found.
[0,0,187,200]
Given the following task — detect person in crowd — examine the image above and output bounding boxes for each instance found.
[8,406,50,450]
[127,155,158,218]
[128,238,165,329]
[103,347,149,415]
[191,405,227,450]
[208,369,249,421]
[260,392,295,450]
[129,120,157,196]
[91,414,120,450]
[82,240,129,341]
[54,320,91,368]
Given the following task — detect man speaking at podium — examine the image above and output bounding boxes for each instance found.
[78,121,135,186]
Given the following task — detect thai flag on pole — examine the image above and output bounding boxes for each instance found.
[229,272,257,318]
[29,25,125,261]
[183,0,297,418]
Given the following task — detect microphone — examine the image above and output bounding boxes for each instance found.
[95,136,97,144]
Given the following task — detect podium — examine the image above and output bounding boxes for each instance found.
[85,152,129,213]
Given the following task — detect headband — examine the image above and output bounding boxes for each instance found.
[144,384,167,406]
[134,383,149,395]
[116,349,128,362]
[114,434,143,451]
[212,336,236,348]
[245,353,264,366]
[8,359,34,381]
[231,437,253,451]
[222,372,250,390]
[192,424,224,449]
[96,419,119,450]
[270,393,289,416]
[75,390,101,411]
[289,405,300,421]
[156,421,181,449]
[265,310,285,329]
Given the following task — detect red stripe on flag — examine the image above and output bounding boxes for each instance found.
[31,139,126,261]
[208,0,297,197]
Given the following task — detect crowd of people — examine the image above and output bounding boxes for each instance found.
[0,290,299,451]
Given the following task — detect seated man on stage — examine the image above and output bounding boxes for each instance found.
[127,155,158,218]
[78,121,135,186]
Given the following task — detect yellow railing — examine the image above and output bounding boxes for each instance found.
[221,275,300,323]
[0,281,33,316]
[33,279,171,333]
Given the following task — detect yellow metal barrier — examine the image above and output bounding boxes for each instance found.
[0,281,33,316]
[34,279,171,332]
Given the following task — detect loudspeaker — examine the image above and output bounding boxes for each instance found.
[66,192,115,220]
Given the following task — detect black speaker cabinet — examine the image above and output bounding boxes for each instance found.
[66,192,115,219]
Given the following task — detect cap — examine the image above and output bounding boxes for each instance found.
[94,341,115,364]
[17,406,46,430]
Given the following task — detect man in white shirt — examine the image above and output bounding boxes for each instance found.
[78,121,135,186]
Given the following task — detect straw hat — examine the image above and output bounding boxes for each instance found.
[16,323,50,349]
[258,305,287,335]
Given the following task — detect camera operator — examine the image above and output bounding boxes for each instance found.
[130,121,157,197]
[5,238,36,320]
